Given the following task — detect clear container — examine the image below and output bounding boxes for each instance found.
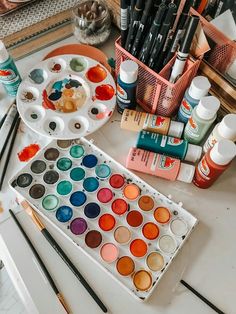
[72,0,111,46]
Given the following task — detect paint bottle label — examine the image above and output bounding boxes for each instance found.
[126,148,180,181]
[178,98,193,123]
[117,82,137,113]
[184,117,200,139]
[0,59,21,96]
[144,114,170,135]
[203,132,217,152]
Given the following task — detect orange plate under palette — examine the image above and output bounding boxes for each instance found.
[10,137,197,302]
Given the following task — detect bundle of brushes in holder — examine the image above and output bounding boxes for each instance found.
[116,0,205,116]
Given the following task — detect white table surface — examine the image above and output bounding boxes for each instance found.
[0,29,236,314]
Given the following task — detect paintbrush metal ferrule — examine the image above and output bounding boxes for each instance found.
[21,200,45,231]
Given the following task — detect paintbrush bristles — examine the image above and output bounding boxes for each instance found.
[57,293,71,314]
[21,200,45,231]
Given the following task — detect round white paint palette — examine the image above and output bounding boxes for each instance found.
[17,55,116,139]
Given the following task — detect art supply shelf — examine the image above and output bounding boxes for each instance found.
[10,138,197,302]
[115,37,201,117]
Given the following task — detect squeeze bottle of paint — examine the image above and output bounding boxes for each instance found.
[117,60,138,114]
[137,130,202,162]
[0,41,21,96]
[184,96,220,145]
[177,76,211,124]
[126,147,195,183]
[193,139,236,189]
[121,109,184,138]
[203,114,236,153]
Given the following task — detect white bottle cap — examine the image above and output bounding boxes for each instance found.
[218,114,236,142]
[120,60,138,84]
[168,120,184,138]
[177,163,195,183]
[196,96,220,120]
[0,40,9,63]
[185,143,202,163]
[210,139,236,165]
[188,76,211,100]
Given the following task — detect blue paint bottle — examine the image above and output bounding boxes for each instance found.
[0,41,21,96]
[177,76,211,124]
[117,60,138,114]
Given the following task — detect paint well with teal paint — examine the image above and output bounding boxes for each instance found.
[57,180,72,195]
[57,157,72,171]
[42,195,59,211]
[84,202,101,219]
[70,191,87,207]
[83,177,99,192]
[56,206,73,223]
[95,164,111,179]
[70,145,85,158]
[82,154,98,168]
[70,167,85,181]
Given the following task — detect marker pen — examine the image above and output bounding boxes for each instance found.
[130,0,136,20]
[138,2,167,64]
[125,0,145,52]
[131,0,154,57]
[121,0,130,47]
[169,15,199,83]
[148,2,177,70]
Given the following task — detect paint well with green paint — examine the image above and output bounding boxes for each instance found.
[70,145,85,158]
[95,164,111,179]
[70,167,85,181]
[70,58,87,72]
[42,195,59,211]
[57,157,72,171]
[57,180,72,195]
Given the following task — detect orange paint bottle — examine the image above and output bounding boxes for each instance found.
[193,139,236,189]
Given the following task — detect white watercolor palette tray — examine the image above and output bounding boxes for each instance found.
[16,55,116,139]
[10,138,198,301]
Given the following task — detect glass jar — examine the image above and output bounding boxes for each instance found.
[72,0,111,46]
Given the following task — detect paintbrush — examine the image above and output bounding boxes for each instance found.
[0,101,14,129]
[180,280,225,314]
[9,209,70,314]
[21,200,108,313]
[0,117,21,191]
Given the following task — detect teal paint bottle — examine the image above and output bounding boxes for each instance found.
[137,130,202,163]
[177,76,211,124]
[184,96,221,145]
[0,41,21,96]
[117,60,138,114]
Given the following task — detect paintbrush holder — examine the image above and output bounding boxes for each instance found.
[115,37,201,117]
[72,0,111,46]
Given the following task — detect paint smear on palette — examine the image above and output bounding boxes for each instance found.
[0,201,3,213]
[93,85,115,101]
[18,144,40,162]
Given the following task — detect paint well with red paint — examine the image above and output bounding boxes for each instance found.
[18,144,40,162]
[95,84,115,101]
[86,65,107,83]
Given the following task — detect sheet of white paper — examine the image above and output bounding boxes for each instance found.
[210,9,236,40]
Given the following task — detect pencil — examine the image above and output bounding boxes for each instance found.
[0,117,21,191]
[21,200,108,313]
[9,209,70,314]
[180,280,225,314]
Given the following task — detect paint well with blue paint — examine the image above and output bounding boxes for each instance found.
[95,164,111,179]
[56,206,73,222]
[57,180,73,195]
[83,177,99,192]
[70,167,85,181]
[70,145,85,158]
[70,191,87,207]
[82,154,98,168]
[84,202,101,219]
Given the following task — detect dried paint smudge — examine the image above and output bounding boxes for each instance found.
[18,144,40,162]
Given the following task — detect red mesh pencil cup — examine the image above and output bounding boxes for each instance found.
[115,37,201,116]
[190,8,236,74]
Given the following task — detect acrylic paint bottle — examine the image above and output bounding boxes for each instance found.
[193,139,236,189]
[121,109,184,138]
[0,40,21,96]
[184,96,220,145]
[203,114,236,153]
[177,76,211,124]
[126,147,195,183]
[137,130,202,162]
[117,60,138,114]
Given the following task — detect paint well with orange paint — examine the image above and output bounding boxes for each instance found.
[123,184,140,200]
[130,239,147,258]
[116,256,135,276]
[138,195,154,211]
[133,270,152,291]
[142,222,159,240]
[154,207,171,224]
[86,64,107,83]
[18,144,40,162]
